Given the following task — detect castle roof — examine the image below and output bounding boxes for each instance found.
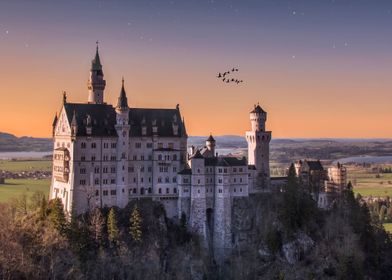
[250,104,266,114]
[304,160,324,171]
[116,78,128,109]
[190,149,204,159]
[64,103,117,137]
[62,103,186,138]
[204,156,247,167]
[206,134,215,142]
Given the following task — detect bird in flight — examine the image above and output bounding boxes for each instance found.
[216,67,243,84]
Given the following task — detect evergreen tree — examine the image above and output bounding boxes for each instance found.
[129,205,142,243]
[49,198,67,233]
[107,207,119,244]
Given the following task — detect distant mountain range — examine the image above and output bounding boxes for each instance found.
[0,132,52,152]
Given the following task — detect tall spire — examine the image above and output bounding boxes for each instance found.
[116,77,128,110]
[87,42,106,104]
[91,41,102,71]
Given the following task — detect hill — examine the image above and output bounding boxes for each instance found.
[0,132,52,152]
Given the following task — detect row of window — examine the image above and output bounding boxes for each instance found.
[182,177,245,184]
[81,142,177,150]
[81,142,117,149]
[79,154,182,162]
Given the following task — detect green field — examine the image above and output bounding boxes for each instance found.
[0,179,51,203]
[348,166,392,197]
[0,160,51,172]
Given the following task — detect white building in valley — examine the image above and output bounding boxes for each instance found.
[50,46,272,257]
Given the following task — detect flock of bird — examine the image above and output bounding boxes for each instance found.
[217,67,243,84]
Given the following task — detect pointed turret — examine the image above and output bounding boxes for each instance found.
[71,110,78,139]
[52,113,58,137]
[116,78,128,110]
[182,117,187,136]
[87,42,106,104]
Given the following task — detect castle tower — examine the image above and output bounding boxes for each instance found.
[115,78,130,207]
[87,43,106,104]
[246,103,271,189]
[189,150,207,245]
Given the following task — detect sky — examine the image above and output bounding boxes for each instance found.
[0,0,392,138]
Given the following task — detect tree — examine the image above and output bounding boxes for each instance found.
[48,198,67,233]
[107,207,119,244]
[89,208,105,244]
[129,205,142,243]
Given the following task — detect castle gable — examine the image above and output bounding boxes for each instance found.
[55,107,72,136]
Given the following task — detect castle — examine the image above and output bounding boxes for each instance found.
[50,46,272,257]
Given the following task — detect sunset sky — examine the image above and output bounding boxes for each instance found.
[0,0,392,138]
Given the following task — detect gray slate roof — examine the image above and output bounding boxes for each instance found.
[62,103,186,138]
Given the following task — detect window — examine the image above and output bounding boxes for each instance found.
[234,188,236,192]
[224,168,227,173]
[91,156,96,162]
[110,190,116,195]
[197,179,200,184]
[103,190,108,196]
[173,166,177,172]
[135,142,142,148]
[91,142,96,149]
[133,188,137,194]
[165,177,170,183]
[80,179,86,185]
[219,189,222,193]
[95,178,99,185]
[158,143,163,149]
[173,154,177,161]
[148,155,152,160]
[240,178,243,183]
[129,166,134,172]
[173,177,177,183]
[133,177,136,183]
[81,142,86,149]
[111,167,116,173]
[219,178,222,184]
[110,179,116,184]
[95,190,99,196]
[81,156,85,161]
[94,167,100,174]
[103,167,108,173]
[158,155,162,161]
[218,168,222,173]
[146,143,153,148]
[166,188,169,194]
[174,188,177,193]
[240,188,243,192]
[80,168,86,174]
[148,166,152,172]
[148,187,152,193]
[141,155,144,160]
[111,143,117,149]
[234,178,236,183]
[140,188,145,195]
[168,143,174,149]
[183,178,189,184]
[103,143,108,149]
[239,168,243,172]
[158,177,162,183]
[141,177,144,183]
[233,168,237,172]
[111,156,116,161]
[103,155,108,161]
[133,155,137,160]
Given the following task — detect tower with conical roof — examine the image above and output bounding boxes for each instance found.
[87,42,106,104]
[246,103,271,190]
[115,78,130,207]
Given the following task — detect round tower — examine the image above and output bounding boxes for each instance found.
[250,103,266,132]
[246,103,271,190]
[206,134,216,155]
[87,42,106,104]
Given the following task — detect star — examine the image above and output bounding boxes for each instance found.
[292,11,296,15]
[5,30,9,34]
[292,55,296,59]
